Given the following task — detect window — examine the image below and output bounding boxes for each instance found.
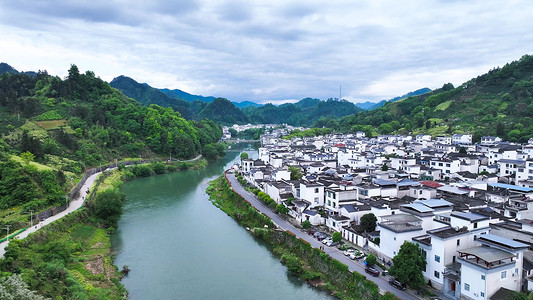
[394,237,396,241]
[464,283,470,291]
[501,271,506,279]
[474,223,478,229]
[457,239,460,246]
[434,270,440,278]
[446,163,451,167]
[314,188,319,193]
[435,255,440,263]
[481,275,485,280]
[439,163,443,167]
[314,197,319,204]
[481,292,485,297]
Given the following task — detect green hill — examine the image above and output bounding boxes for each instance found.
[110,75,194,119]
[243,98,363,126]
[199,97,250,124]
[337,54,533,142]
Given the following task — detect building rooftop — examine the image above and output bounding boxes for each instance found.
[379,214,423,233]
[477,234,529,250]
[451,211,489,222]
[458,246,515,269]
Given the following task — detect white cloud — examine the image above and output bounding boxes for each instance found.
[1,0,532,103]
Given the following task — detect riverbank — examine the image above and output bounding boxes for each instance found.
[207,175,398,300]
[0,156,208,298]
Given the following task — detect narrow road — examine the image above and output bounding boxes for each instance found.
[0,171,101,257]
[225,170,421,300]
[0,154,205,257]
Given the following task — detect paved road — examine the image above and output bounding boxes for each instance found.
[0,154,206,258]
[0,171,101,257]
[226,170,421,300]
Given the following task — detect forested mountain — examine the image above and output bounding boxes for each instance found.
[355,88,432,110]
[198,97,250,124]
[243,98,362,126]
[110,75,252,123]
[159,87,216,103]
[0,65,222,209]
[334,54,533,143]
[110,75,194,119]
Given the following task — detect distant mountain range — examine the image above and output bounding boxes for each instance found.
[354,88,431,110]
[0,62,38,77]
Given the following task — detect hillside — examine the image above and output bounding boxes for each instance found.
[111,75,252,123]
[355,88,431,110]
[243,98,363,126]
[0,65,222,209]
[199,97,250,124]
[110,76,194,119]
[337,54,533,142]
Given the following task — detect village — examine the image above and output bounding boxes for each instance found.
[230,127,533,300]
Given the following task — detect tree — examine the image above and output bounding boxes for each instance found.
[20,151,34,165]
[388,241,427,290]
[301,220,312,229]
[459,147,467,154]
[360,213,377,232]
[275,204,288,214]
[332,231,342,243]
[381,164,389,171]
[496,121,505,137]
[92,189,125,226]
[289,166,303,180]
[365,253,377,267]
[0,274,47,300]
[240,152,249,161]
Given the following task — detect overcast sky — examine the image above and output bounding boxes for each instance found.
[1,1,532,104]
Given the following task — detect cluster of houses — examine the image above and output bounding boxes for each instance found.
[221,124,303,140]
[236,131,533,300]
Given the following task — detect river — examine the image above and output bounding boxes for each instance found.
[111,145,332,299]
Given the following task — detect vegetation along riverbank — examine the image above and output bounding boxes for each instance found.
[0,157,209,299]
[207,175,398,300]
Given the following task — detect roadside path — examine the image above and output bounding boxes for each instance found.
[0,154,204,257]
[225,170,421,300]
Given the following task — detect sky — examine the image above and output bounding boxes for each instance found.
[1,1,532,105]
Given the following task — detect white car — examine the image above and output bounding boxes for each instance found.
[322,237,332,244]
[344,248,356,256]
[349,251,365,260]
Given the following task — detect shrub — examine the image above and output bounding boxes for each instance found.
[302,220,312,229]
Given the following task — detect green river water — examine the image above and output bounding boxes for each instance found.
[111,145,331,299]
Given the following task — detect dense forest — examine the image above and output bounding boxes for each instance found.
[0,65,223,214]
[242,98,363,126]
[317,54,533,143]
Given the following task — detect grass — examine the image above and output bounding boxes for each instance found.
[35,119,67,130]
[435,100,452,111]
[97,171,124,193]
[10,155,55,171]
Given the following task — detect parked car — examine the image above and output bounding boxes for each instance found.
[322,237,332,244]
[324,239,337,247]
[349,250,365,260]
[389,278,407,290]
[306,228,316,235]
[314,232,327,240]
[365,266,380,277]
[344,248,356,256]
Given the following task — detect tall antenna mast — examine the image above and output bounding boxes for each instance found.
[339,85,342,101]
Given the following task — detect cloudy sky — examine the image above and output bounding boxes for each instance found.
[1,1,532,104]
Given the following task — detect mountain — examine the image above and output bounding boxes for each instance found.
[355,88,431,111]
[110,76,194,119]
[338,54,533,143]
[0,62,38,77]
[0,62,18,74]
[199,97,249,124]
[159,87,216,103]
[233,101,262,108]
[243,98,362,126]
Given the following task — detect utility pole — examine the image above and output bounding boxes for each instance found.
[4,225,11,242]
[30,210,34,227]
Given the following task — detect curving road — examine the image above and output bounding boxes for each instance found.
[225,170,422,300]
[0,154,205,257]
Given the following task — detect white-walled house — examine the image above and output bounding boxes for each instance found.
[378,214,424,261]
[458,234,528,299]
[299,181,325,208]
[452,134,472,145]
[325,187,357,212]
[412,225,490,296]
